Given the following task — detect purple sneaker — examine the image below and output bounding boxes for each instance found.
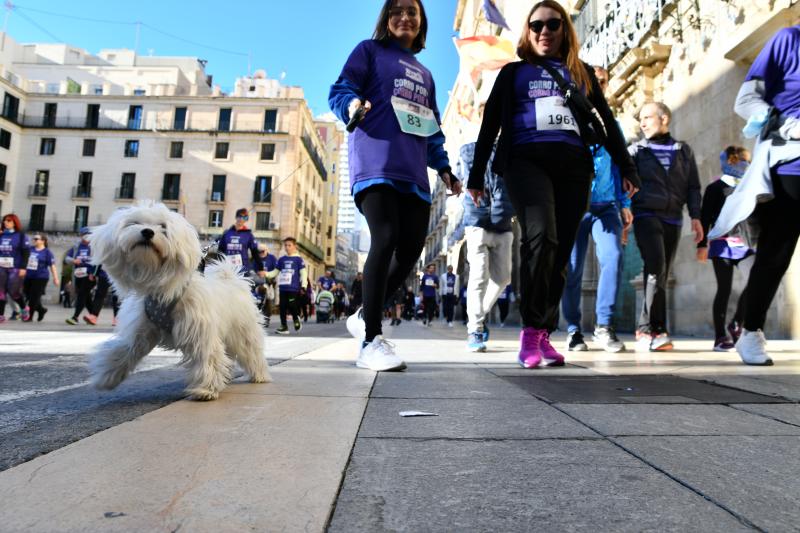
[713,336,735,352]
[518,327,543,368]
[540,331,566,366]
[727,321,742,344]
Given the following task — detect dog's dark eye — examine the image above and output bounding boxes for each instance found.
[126,221,138,227]
[160,223,167,230]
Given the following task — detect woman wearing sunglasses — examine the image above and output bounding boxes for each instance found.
[0,213,31,323]
[23,234,58,322]
[329,0,460,371]
[467,0,639,368]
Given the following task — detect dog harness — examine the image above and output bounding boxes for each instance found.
[145,295,179,332]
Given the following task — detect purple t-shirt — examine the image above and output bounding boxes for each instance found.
[746,26,800,175]
[318,276,335,291]
[420,273,439,298]
[511,60,583,148]
[339,40,442,192]
[26,247,55,280]
[0,231,29,269]
[276,255,305,293]
[218,227,258,272]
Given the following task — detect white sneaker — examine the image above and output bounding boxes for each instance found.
[346,307,365,340]
[447,322,453,328]
[356,336,407,371]
[735,329,774,366]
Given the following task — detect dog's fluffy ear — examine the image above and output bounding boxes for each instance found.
[165,209,202,271]
[88,207,127,266]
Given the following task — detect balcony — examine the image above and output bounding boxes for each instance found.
[71,186,92,200]
[115,187,136,201]
[208,189,227,204]
[297,234,324,262]
[28,184,48,198]
[301,134,328,182]
[253,191,272,205]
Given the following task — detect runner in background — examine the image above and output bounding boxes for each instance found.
[23,233,57,322]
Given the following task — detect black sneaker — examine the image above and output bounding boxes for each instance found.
[275,325,289,335]
[294,320,302,332]
[593,325,626,353]
[566,330,588,351]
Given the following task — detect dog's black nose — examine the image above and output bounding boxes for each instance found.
[141,228,155,240]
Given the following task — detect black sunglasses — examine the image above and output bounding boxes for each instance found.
[528,18,562,33]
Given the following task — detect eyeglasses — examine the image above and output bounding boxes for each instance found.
[389,7,419,19]
[236,215,249,221]
[32,236,42,241]
[528,18,562,33]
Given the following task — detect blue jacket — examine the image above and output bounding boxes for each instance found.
[456,142,513,232]
[591,146,631,208]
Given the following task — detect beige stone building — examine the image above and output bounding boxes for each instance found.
[0,33,340,280]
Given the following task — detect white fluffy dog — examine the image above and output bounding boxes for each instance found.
[88,202,271,400]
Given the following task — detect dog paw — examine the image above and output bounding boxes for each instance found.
[90,367,128,390]
[188,389,220,401]
[249,373,272,384]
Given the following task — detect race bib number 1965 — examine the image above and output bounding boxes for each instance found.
[535,96,579,133]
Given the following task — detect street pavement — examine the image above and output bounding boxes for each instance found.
[1,308,799,532]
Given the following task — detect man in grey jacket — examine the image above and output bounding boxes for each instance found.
[629,102,703,352]
[456,141,515,352]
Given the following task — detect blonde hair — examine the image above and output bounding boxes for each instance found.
[516,0,592,96]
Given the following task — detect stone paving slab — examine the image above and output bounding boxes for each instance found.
[558,404,800,436]
[371,366,532,399]
[359,398,598,440]
[688,374,800,401]
[328,438,749,533]
[230,362,374,398]
[616,436,800,532]
[731,404,800,427]
[0,362,372,533]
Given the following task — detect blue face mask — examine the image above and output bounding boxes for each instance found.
[720,151,749,179]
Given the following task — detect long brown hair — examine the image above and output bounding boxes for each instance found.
[372,0,428,54]
[2,213,22,232]
[517,0,592,95]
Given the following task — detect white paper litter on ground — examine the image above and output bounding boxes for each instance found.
[399,411,439,417]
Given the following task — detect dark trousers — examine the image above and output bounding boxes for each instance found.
[359,185,430,342]
[504,143,593,331]
[498,298,510,323]
[712,257,747,339]
[744,173,800,330]
[442,294,456,322]
[633,216,681,334]
[90,275,118,316]
[24,278,48,315]
[423,296,437,323]
[72,276,95,319]
[461,301,467,324]
[279,291,301,327]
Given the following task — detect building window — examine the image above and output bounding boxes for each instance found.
[86,104,100,128]
[118,173,135,199]
[32,170,49,197]
[29,204,45,231]
[83,139,96,157]
[93,85,103,95]
[0,129,12,149]
[46,83,60,94]
[40,138,56,155]
[209,210,223,228]
[162,173,180,201]
[214,142,229,159]
[255,211,270,231]
[174,107,187,130]
[74,205,89,232]
[218,108,232,131]
[260,143,276,161]
[75,171,92,198]
[127,105,142,129]
[211,174,226,202]
[43,103,57,127]
[263,109,277,132]
[2,93,19,121]
[169,141,183,159]
[133,88,146,96]
[253,175,272,203]
[124,140,139,157]
[0,163,5,192]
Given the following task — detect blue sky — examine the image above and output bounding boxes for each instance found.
[4,0,461,116]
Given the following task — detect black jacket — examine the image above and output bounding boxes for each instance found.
[467,60,639,191]
[628,138,701,220]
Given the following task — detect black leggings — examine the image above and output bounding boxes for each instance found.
[72,276,95,319]
[359,185,430,342]
[744,173,800,331]
[279,291,301,327]
[23,278,48,315]
[711,257,747,339]
[633,216,681,334]
[423,296,436,323]
[504,143,593,331]
[90,275,119,317]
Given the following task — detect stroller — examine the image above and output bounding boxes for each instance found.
[316,290,335,323]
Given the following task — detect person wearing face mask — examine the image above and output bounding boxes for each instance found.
[697,146,754,352]
[0,213,31,322]
[468,0,639,369]
[216,208,266,279]
[329,0,460,371]
[629,102,703,352]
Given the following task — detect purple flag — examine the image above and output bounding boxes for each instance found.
[482,0,510,31]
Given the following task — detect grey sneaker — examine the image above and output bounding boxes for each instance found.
[566,330,588,351]
[356,336,407,371]
[593,325,626,353]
